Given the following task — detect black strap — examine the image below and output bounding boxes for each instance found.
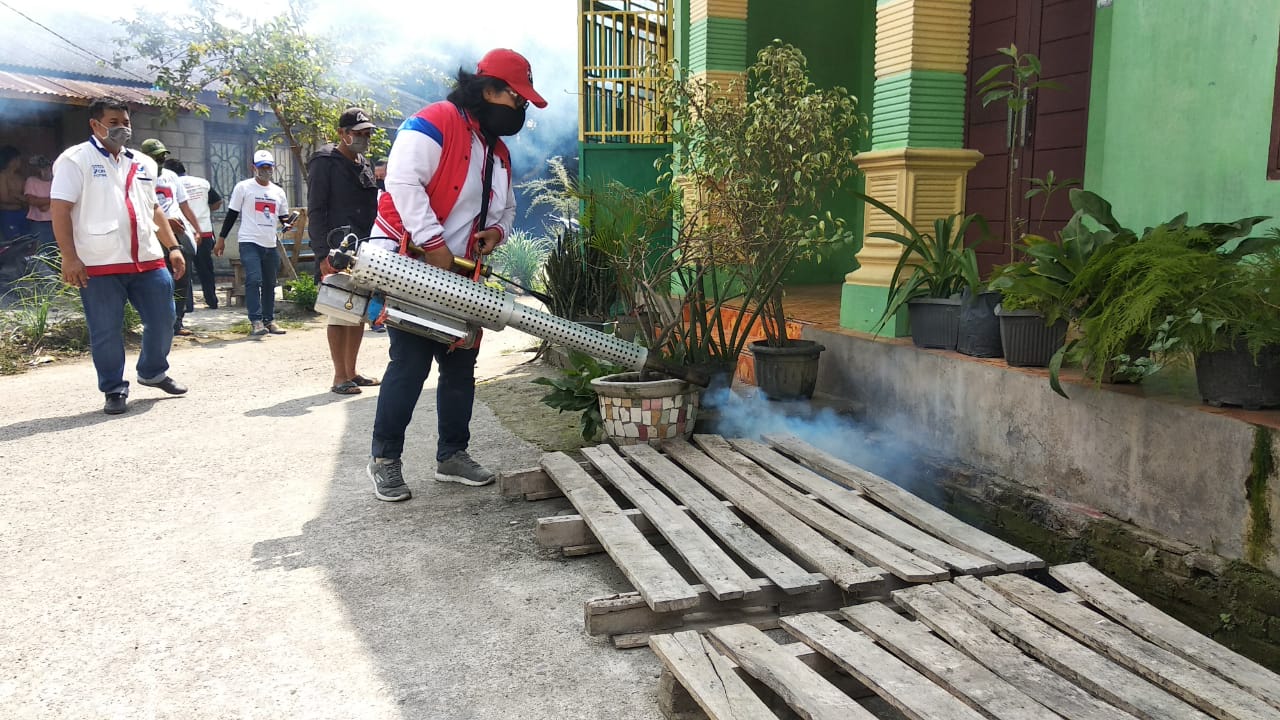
[473,133,496,258]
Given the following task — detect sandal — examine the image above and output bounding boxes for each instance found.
[351,374,381,387]
[330,381,362,395]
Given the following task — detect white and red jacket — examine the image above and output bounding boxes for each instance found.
[373,101,515,260]
[50,136,166,276]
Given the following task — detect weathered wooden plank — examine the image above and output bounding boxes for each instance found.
[584,445,758,601]
[622,443,819,594]
[708,623,877,720]
[841,601,1060,719]
[498,458,596,498]
[939,579,1213,720]
[729,438,996,575]
[662,440,885,594]
[986,573,1280,720]
[779,612,987,720]
[695,435,949,583]
[649,631,779,720]
[764,433,1043,571]
[541,452,698,612]
[584,573,843,637]
[892,584,1139,720]
[536,508,657,549]
[1050,562,1280,712]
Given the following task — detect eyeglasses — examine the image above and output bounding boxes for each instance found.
[503,87,529,109]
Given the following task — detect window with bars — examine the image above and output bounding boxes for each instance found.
[580,0,672,144]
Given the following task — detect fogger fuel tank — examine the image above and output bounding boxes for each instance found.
[315,244,671,378]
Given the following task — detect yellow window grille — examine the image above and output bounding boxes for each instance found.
[580,0,672,144]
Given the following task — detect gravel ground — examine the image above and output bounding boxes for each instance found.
[0,305,665,720]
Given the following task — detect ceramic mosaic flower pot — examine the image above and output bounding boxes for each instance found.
[591,371,701,447]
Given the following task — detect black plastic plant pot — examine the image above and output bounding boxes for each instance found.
[750,340,825,401]
[957,290,1003,358]
[1195,342,1280,410]
[996,306,1067,367]
[907,297,961,350]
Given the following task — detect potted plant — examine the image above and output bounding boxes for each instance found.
[654,42,864,401]
[986,189,1135,368]
[523,157,620,334]
[1067,223,1280,408]
[861,192,989,350]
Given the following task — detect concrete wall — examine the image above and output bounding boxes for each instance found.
[133,110,207,179]
[1085,0,1280,230]
[805,325,1280,574]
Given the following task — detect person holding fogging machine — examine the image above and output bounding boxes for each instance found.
[364,48,545,502]
[308,107,380,395]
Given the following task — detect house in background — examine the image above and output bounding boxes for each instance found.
[579,0,1280,333]
[0,6,308,240]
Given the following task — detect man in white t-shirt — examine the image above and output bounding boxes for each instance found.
[165,158,222,309]
[215,150,290,337]
[141,139,204,335]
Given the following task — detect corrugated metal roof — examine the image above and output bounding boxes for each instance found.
[0,70,165,106]
[0,8,153,84]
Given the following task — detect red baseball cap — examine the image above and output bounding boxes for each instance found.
[476,49,547,109]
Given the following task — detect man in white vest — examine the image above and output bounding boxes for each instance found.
[50,98,189,415]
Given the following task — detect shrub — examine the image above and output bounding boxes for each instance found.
[490,230,551,293]
[284,273,318,311]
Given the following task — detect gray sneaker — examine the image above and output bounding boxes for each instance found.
[435,451,495,487]
[250,320,268,336]
[265,321,286,335]
[367,458,412,502]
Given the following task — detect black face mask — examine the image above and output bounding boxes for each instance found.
[475,102,526,137]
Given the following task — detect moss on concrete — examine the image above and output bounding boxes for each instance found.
[941,472,1280,671]
[1246,427,1275,568]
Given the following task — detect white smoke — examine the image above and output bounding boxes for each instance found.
[701,387,949,503]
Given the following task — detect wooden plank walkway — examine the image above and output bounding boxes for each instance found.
[653,570,1280,720]
[524,435,1043,646]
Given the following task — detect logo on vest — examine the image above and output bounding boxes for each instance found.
[91,164,107,178]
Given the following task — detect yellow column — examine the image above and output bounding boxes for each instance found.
[841,0,982,334]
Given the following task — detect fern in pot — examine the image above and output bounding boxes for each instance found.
[1067,223,1280,408]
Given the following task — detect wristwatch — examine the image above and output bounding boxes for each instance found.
[167,246,182,253]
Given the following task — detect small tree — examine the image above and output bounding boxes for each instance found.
[657,42,865,347]
[975,45,1060,247]
[115,0,397,181]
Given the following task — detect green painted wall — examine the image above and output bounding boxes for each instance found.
[1086,0,1280,230]
[746,0,877,285]
[579,143,668,191]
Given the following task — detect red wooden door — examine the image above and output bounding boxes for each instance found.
[964,0,1096,276]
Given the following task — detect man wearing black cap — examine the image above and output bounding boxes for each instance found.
[308,107,380,395]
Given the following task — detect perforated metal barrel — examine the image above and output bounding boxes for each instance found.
[350,245,648,371]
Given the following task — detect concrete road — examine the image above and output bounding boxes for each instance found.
[0,309,664,719]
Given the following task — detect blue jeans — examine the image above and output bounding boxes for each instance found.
[0,209,27,242]
[371,328,479,462]
[239,242,278,323]
[30,220,55,253]
[80,268,175,395]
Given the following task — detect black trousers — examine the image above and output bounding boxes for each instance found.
[166,230,196,329]
[193,233,218,308]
